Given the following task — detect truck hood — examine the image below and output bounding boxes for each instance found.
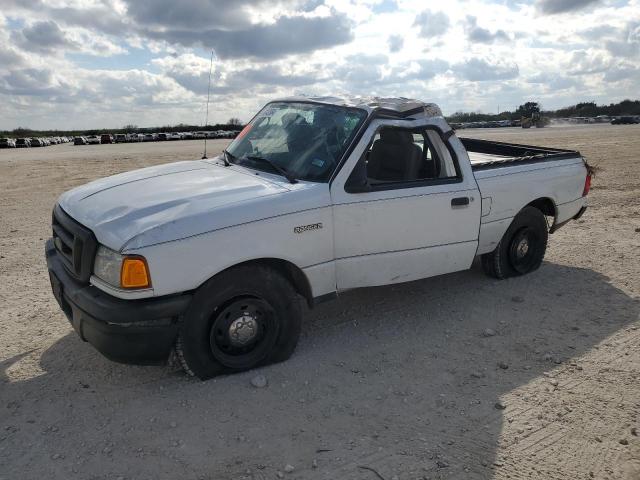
[58,160,302,251]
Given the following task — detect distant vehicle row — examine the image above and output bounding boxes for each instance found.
[1,130,240,148]
[0,136,73,148]
[451,114,640,130]
[610,116,640,125]
[74,130,240,145]
[451,120,518,130]
[556,115,640,125]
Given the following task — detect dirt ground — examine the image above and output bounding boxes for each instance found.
[1,125,638,480]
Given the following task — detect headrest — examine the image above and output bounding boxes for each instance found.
[380,128,412,144]
[282,113,306,127]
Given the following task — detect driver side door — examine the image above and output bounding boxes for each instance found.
[330,122,481,290]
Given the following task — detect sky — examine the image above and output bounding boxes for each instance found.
[0,0,638,130]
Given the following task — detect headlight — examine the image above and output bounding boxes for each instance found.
[93,246,122,287]
[93,245,151,289]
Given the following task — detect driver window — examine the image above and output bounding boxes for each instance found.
[346,126,460,190]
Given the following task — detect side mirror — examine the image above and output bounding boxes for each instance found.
[344,181,371,193]
[345,158,370,193]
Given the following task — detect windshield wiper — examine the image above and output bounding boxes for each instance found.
[244,155,298,184]
[221,149,234,166]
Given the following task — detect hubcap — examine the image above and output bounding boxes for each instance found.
[509,228,538,274]
[228,314,259,347]
[516,238,529,258]
[208,297,279,369]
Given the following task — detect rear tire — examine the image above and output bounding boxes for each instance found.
[481,206,549,279]
[176,265,302,379]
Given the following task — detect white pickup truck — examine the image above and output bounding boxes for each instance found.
[46,97,590,378]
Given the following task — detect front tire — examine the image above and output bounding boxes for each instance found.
[176,265,302,379]
[481,206,549,279]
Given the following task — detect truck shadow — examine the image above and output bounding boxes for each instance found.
[1,262,638,479]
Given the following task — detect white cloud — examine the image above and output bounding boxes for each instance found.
[413,9,450,38]
[536,0,602,15]
[454,57,519,81]
[387,34,404,52]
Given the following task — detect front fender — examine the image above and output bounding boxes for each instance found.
[131,206,335,298]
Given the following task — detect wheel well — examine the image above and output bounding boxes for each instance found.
[526,197,556,220]
[224,258,314,308]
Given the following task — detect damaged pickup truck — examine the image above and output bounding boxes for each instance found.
[46,97,590,379]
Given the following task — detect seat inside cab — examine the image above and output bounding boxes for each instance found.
[346,126,460,190]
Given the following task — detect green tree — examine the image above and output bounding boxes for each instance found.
[515,102,541,117]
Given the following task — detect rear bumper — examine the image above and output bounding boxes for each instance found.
[573,205,587,220]
[550,205,588,234]
[45,239,192,365]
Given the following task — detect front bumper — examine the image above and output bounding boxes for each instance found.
[45,239,192,365]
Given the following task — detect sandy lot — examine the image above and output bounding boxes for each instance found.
[1,125,638,480]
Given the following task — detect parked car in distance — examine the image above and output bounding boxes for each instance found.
[169,132,182,141]
[1,138,17,148]
[15,138,31,148]
[611,116,640,125]
[217,130,237,139]
[143,133,156,142]
[45,96,591,379]
[74,136,87,145]
[113,134,126,143]
[30,138,44,147]
[86,135,101,145]
[126,133,143,142]
[101,134,113,144]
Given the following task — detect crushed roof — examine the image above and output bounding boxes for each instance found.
[276,95,443,117]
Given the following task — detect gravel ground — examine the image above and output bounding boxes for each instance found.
[0,125,639,479]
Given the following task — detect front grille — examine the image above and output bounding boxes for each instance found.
[52,205,98,283]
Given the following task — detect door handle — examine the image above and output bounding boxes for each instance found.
[451,197,469,207]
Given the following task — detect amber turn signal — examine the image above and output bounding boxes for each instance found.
[121,257,151,289]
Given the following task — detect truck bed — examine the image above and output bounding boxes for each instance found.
[464,136,588,257]
[460,138,581,170]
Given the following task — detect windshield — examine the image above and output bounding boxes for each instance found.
[226,102,367,182]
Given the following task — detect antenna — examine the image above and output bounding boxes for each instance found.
[202,50,214,160]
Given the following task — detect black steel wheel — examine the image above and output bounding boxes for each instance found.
[208,298,279,369]
[507,227,542,274]
[175,265,302,379]
[481,206,549,279]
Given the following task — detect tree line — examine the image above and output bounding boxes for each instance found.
[447,99,640,123]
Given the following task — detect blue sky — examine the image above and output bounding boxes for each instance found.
[0,0,638,129]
